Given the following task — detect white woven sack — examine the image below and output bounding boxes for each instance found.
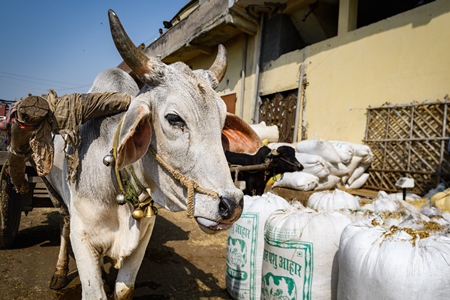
[307,189,360,212]
[325,161,349,177]
[341,156,363,184]
[329,141,354,164]
[345,173,369,189]
[347,163,370,185]
[315,175,341,191]
[389,192,422,201]
[262,207,352,300]
[350,143,374,164]
[295,153,330,179]
[267,142,295,150]
[249,122,279,143]
[226,193,291,300]
[273,172,319,191]
[338,219,450,300]
[343,208,377,223]
[371,191,417,226]
[295,139,341,164]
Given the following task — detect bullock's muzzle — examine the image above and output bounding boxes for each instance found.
[218,196,243,224]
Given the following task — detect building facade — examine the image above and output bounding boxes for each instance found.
[142,0,449,144]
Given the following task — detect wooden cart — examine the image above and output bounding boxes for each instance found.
[0,151,53,249]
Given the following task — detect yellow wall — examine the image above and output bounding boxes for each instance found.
[261,0,450,143]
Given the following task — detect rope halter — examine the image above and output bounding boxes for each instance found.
[147,148,220,218]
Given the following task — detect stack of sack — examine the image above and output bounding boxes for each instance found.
[267,138,373,192]
[226,187,450,300]
[306,188,450,299]
[227,192,356,300]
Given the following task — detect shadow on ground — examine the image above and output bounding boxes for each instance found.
[1,208,231,300]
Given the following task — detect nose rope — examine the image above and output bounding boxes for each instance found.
[148,147,220,218]
[277,156,302,168]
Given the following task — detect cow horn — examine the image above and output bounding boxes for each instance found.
[108,9,151,77]
[271,149,279,156]
[208,44,227,84]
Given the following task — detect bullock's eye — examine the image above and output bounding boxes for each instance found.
[165,113,186,129]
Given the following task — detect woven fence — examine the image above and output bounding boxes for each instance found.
[363,97,450,195]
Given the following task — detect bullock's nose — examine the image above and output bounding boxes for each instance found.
[296,162,304,171]
[219,196,243,224]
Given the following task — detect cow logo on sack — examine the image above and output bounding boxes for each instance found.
[226,236,248,280]
[227,236,247,267]
[261,272,297,300]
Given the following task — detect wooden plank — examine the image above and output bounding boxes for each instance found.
[367,100,450,109]
[229,164,268,172]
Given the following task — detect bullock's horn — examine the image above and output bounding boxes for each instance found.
[271,149,280,156]
[208,44,228,84]
[108,9,159,79]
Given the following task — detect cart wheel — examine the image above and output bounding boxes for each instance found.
[0,172,22,249]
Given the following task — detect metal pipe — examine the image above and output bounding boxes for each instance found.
[293,64,305,142]
[251,12,265,124]
[239,35,247,118]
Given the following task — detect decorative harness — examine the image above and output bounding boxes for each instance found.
[106,115,220,220]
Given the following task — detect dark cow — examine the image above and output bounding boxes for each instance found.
[225,146,303,196]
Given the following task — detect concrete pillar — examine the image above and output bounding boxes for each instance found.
[338,0,358,35]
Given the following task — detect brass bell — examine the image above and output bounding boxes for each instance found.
[116,194,126,205]
[103,154,115,166]
[144,205,158,218]
[132,208,144,220]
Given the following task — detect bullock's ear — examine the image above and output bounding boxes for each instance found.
[116,100,152,169]
[222,113,263,155]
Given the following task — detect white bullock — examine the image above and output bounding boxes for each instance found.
[45,9,260,299]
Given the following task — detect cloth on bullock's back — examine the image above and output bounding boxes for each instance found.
[19,89,131,183]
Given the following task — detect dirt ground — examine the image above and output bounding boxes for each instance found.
[0,206,233,300]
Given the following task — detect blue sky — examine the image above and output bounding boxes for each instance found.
[0,0,188,100]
